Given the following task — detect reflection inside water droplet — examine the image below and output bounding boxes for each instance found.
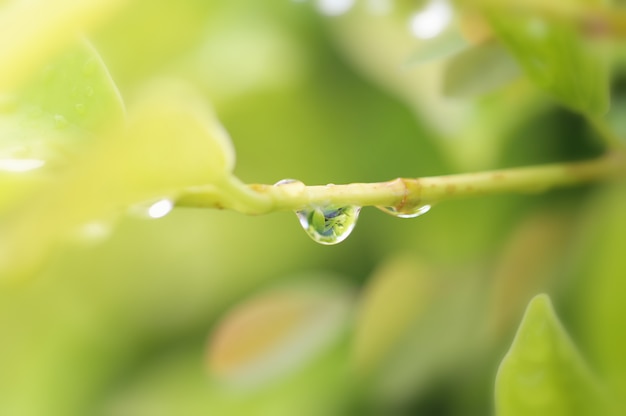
[377,204,431,218]
[296,205,360,245]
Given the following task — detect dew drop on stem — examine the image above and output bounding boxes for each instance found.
[377,204,431,218]
[128,198,174,219]
[296,205,361,245]
[274,179,360,245]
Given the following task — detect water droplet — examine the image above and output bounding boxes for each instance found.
[83,58,97,76]
[275,178,299,186]
[274,178,306,195]
[84,85,94,97]
[0,158,45,172]
[147,199,174,218]
[315,0,355,16]
[377,204,431,218]
[74,103,86,115]
[53,114,69,129]
[408,0,454,39]
[296,205,360,245]
[72,220,113,243]
[129,198,174,219]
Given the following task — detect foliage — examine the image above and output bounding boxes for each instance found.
[0,0,625,415]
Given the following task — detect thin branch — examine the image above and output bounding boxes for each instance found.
[175,152,626,215]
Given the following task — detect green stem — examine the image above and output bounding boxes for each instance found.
[175,153,626,215]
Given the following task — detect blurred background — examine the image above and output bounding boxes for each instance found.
[1,0,625,415]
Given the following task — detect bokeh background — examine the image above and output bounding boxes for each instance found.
[1,1,625,415]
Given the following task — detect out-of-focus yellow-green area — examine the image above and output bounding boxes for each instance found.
[1,0,625,415]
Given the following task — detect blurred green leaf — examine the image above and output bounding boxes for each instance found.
[576,184,626,413]
[353,255,436,374]
[495,294,607,416]
[0,0,128,91]
[207,275,354,389]
[404,29,468,67]
[488,12,609,116]
[487,209,575,340]
[367,266,485,406]
[0,80,237,279]
[102,340,353,416]
[0,39,124,171]
[18,38,125,134]
[443,40,520,98]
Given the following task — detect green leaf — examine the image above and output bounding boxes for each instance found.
[495,294,607,416]
[0,0,128,92]
[0,39,124,171]
[576,184,626,412]
[207,275,353,389]
[404,28,468,67]
[443,40,520,98]
[0,80,238,279]
[488,12,609,116]
[18,38,125,134]
[353,255,436,374]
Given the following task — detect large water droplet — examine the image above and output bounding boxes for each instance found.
[377,204,431,218]
[296,205,360,245]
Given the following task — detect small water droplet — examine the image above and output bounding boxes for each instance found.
[84,85,94,97]
[275,178,299,186]
[377,204,431,218]
[75,103,86,115]
[83,58,97,76]
[296,205,360,245]
[274,178,306,195]
[147,199,174,218]
[129,198,174,219]
[73,221,113,243]
[53,114,69,129]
